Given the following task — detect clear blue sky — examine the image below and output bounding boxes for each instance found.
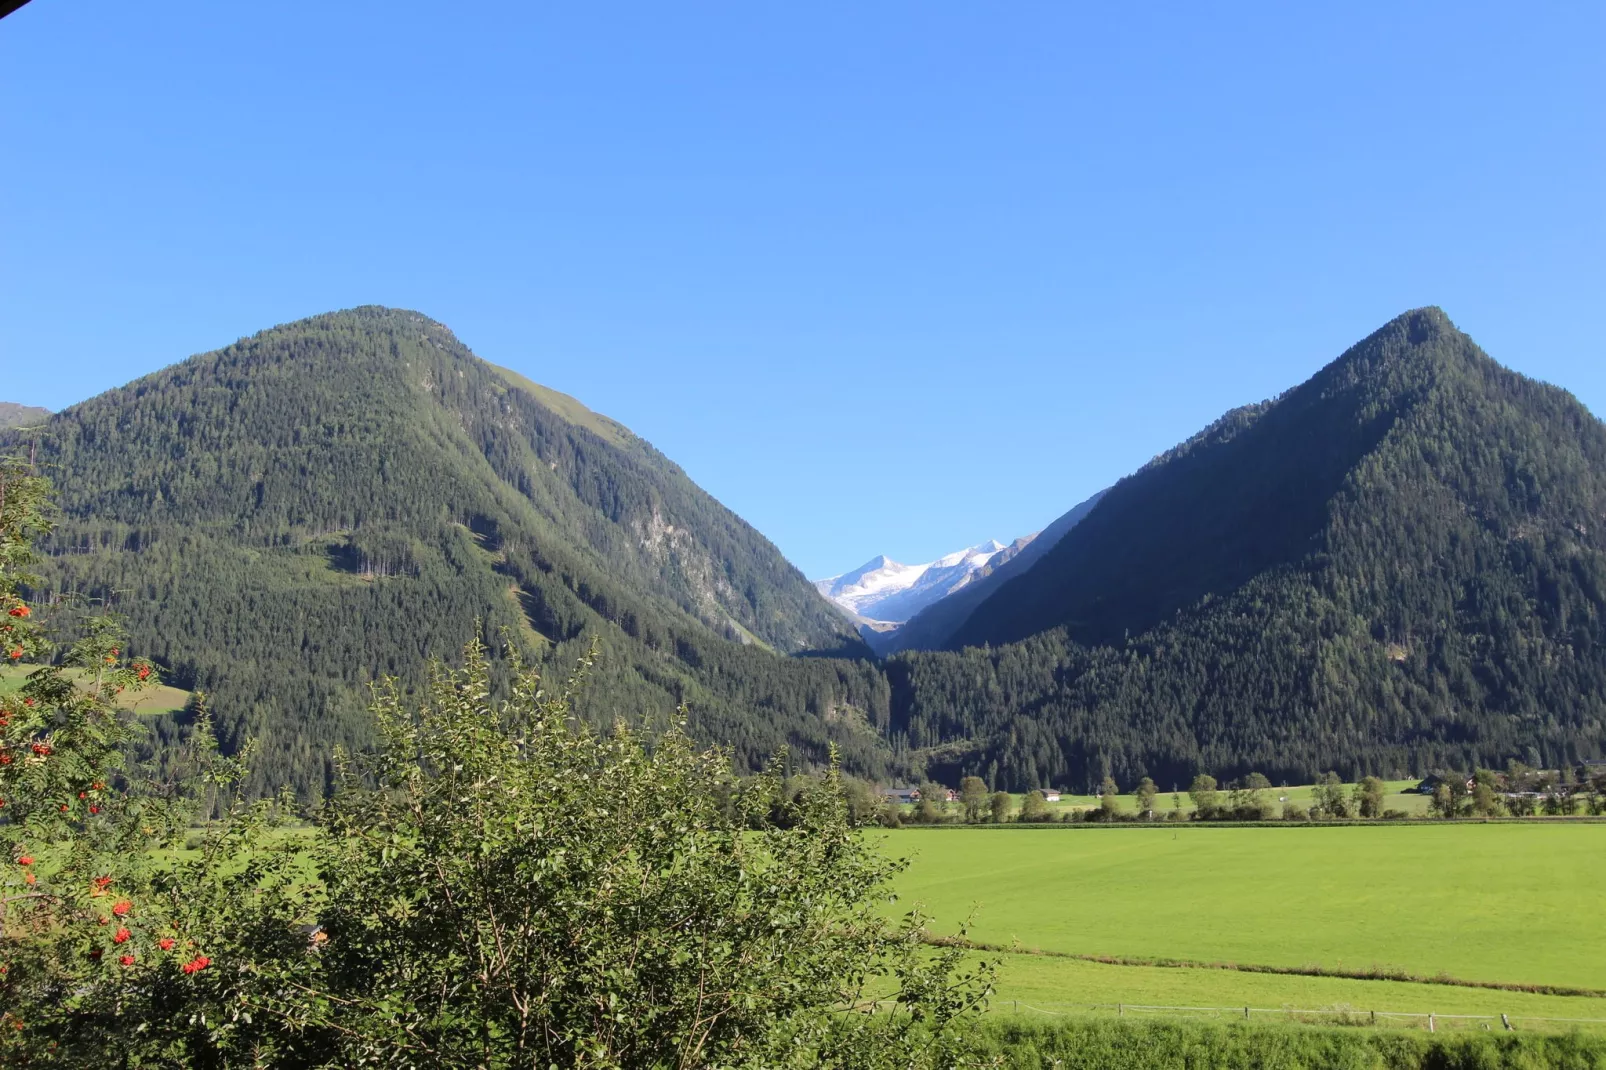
[3,2,1601,580]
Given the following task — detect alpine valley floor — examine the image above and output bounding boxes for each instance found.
[883,823,1606,1029]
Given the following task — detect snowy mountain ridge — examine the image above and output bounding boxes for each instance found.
[813,538,1024,625]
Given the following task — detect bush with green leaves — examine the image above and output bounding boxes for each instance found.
[3,460,994,1067]
[0,456,315,1065]
[301,640,993,1067]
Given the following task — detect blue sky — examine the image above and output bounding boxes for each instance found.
[3,2,1601,580]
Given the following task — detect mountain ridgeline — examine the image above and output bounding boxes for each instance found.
[878,489,1106,654]
[7,308,892,797]
[892,308,1606,789]
[6,306,1604,795]
[0,402,51,430]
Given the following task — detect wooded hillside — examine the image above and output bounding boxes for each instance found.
[6,308,895,796]
[894,309,1606,789]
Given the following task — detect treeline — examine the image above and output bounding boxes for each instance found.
[871,763,1606,827]
[1417,762,1606,819]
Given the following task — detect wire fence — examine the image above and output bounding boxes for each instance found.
[989,1000,1606,1034]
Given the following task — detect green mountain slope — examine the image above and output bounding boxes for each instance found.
[891,309,1606,789]
[0,402,51,429]
[12,305,1601,795]
[6,307,892,796]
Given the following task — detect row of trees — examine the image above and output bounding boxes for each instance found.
[1422,766,1606,818]
[877,766,1606,825]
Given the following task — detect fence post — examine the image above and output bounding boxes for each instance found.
[1428,1014,1435,1033]
[1244,1006,1250,1021]
[1118,1003,1123,1017]
[1502,1014,1512,1031]
[1370,1011,1376,1025]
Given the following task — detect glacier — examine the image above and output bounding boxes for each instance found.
[813,538,1022,625]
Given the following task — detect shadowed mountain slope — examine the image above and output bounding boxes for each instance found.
[881,489,1106,654]
[889,309,1606,789]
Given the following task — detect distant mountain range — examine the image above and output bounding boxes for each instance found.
[814,539,1023,624]
[878,490,1106,654]
[814,492,1110,654]
[7,305,1602,793]
[0,402,50,429]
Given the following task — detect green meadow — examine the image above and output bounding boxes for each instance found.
[0,663,193,716]
[884,824,1606,1027]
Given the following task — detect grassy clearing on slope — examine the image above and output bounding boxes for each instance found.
[0,664,192,715]
[486,362,632,448]
[883,824,1606,992]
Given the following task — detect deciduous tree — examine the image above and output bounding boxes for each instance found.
[1353,775,1386,818]
[1134,777,1158,820]
[959,775,989,823]
[1313,772,1350,818]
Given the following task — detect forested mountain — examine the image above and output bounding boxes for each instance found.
[886,308,1606,790]
[9,305,1603,797]
[4,308,895,797]
[0,402,50,429]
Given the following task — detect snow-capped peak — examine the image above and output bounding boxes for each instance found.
[814,539,1017,625]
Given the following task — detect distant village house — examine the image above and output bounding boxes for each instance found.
[881,786,961,804]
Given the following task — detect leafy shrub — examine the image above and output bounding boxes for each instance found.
[299,639,992,1066]
[1,462,995,1067]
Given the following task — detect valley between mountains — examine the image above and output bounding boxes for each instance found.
[6,305,1604,798]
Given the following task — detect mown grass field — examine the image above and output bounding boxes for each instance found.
[0,664,193,715]
[883,824,1606,1026]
